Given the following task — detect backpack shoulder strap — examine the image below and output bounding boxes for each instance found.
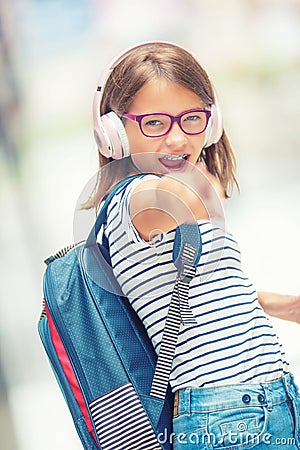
[150,222,201,399]
[85,175,138,248]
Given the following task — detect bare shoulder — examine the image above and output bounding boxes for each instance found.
[129,177,179,241]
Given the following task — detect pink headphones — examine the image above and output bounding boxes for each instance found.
[93,41,223,160]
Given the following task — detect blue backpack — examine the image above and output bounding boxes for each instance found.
[38,177,201,450]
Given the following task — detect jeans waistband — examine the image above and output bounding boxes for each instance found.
[174,373,298,416]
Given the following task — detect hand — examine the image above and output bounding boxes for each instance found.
[195,162,225,200]
[258,291,300,324]
[160,162,224,221]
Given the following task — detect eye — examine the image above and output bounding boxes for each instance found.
[184,114,202,122]
[144,119,163,127]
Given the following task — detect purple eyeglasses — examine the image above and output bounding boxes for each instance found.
[122,109,211,138]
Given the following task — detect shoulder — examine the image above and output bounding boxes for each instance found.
[112,174,161,205]
[105,174,160,230]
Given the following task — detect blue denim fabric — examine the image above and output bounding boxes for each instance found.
[171,374,300,449]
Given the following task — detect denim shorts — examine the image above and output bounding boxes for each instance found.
[172,374,300,449]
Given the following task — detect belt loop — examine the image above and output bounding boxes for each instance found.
[261,383,273,412]
[283,373,296,400]
[180,388,191,416]
[187,388,191,416]
[174,391,179,418]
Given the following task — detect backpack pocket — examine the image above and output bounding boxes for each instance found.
[89,383,161,450]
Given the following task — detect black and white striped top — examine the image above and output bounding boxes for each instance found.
[104,175,289,391]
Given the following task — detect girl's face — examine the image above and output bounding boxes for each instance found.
[123,78,208,174]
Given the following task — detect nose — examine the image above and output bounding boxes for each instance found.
[165,122,188,148]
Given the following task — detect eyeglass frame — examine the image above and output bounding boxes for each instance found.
[121,108,212,138]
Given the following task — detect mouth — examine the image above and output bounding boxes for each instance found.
[159,153,189,172]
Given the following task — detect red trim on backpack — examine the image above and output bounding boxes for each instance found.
[46,305,99,446]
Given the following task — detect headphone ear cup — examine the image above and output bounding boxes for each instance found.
[105,112,130,159]
[93,88,112,158]
[94,111,130,159]
[203,93,223,148]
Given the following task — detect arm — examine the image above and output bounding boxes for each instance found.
[130,164,224,241]
[258,291,300,324]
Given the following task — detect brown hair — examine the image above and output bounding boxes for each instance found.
[84,42,238,209]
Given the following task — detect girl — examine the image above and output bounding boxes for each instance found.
[86,41,300,449]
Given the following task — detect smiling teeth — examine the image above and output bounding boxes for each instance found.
[162,153,188,160]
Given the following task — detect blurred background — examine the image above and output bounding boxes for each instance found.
[0,0,299,448]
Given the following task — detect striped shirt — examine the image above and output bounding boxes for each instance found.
[104,175,289,391]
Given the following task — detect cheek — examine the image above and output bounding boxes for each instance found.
[127,131,160,155]
[189,136,205,160]
[128,135,146,155]
[196,133,206,147]
[125,124,144,154]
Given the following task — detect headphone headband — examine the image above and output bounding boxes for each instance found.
[97,41,167,93]
[93,41,223,159]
